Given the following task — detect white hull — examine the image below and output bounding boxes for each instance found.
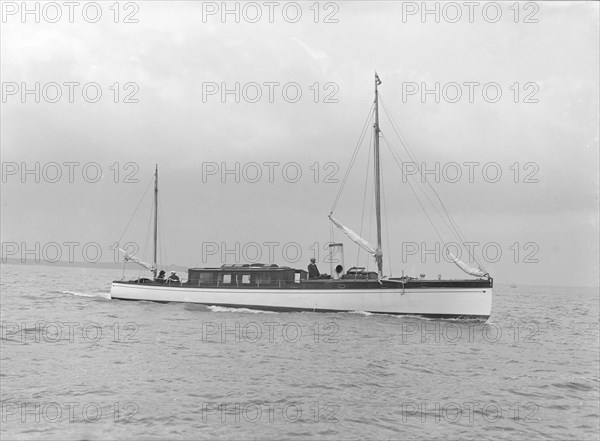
[110,283,492,318]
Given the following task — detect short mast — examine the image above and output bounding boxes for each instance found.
[374,73,383,278]
[153,164,158,279]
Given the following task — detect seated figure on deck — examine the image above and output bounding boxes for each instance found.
[155,270,166,283]
[167,271,180,283]
[308,258,320,279]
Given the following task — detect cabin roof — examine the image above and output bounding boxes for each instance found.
[189,264,305,273]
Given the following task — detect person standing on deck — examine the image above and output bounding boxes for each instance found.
[308,258,320,279]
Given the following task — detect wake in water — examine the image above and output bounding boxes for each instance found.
[53,290,111,300]
[345,310,375,316]
[207,305,277,314]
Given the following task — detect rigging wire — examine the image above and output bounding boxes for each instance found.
[330,91,488,276]
[367,166,375,274]
[381,133,448,237]
[357,119,374,273]
[380,95,480,263]
[381,135,447,246]
[380,98,455,231]
[142,196,153,276]
[379,95,486,271]
[157,191,166,270]
[117,175,154,245]
[330,103,375,214]
[381,158,392,277]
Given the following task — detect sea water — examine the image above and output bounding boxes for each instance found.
[1,264,598,440]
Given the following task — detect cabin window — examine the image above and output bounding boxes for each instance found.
[241,274,251,284]
[258,272,271,284]
[198,272,216,284]
[222,274,232,284]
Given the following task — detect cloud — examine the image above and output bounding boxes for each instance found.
[1,2,598,286]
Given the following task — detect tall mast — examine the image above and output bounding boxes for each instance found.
[374,72,383,278]
[153,164,158,279]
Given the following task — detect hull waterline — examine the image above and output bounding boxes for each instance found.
[110,282,492,319]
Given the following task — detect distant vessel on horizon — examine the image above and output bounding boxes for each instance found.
[110,74,493,320]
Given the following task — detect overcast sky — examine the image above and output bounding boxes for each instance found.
[1,1,598,287]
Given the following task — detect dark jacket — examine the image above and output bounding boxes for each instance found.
[308,263,320,279]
